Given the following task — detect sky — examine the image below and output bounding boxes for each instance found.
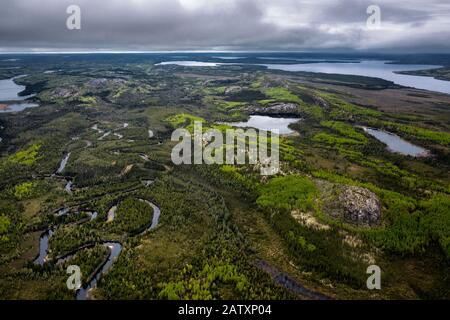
[0,0,449,53]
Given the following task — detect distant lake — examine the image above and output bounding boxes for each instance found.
[0,75,34,101]
[157,59,450,94]
[214,56,246,60]
[0,75,38,112]
[156,61,221,67]
[260,61,450,94]
[0,76,26,101]
[361,126,429,157]
[223,115,300,135]
[0,67,21,70]
[258,57,353,62]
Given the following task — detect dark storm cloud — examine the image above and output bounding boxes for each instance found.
[0,0,449,52]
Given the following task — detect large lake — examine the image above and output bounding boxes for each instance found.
[261,61,450,94]
[0,76,33,101]
[0,75,38,112]
[156,59,450,95]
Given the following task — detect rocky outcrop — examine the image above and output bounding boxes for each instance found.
[224,86,242,94]
[87,78,108,88]
[337,186,381,226]
[111,78,127,85]
[264,102,298,113]
[248,102,299,115]
[86,78,126,88]
[52,87,76,98]
[313,96,330,110]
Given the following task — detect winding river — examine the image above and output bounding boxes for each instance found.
[138,199,161,234]
[75,198,160,300]
[34,189,161,300]
[34,229,54,266]
[76,242,123,300]
[256,260,331,300]
[56,153,71,174]
[106,206,117,222]
[64,181,73,193]
[28,115,163,299]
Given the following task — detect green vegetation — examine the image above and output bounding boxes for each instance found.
[0,55,449,300]
[77,96,97,107]
[312,170,450,258]
[159,261,249,300]
[50,226,102,258]
[217,101,245,109]
[257,175,317,212]
[13,181,37,200]
[0,200,22,249]
[262,87,302,104]
[316,92,381,118]
[300,104,324,120]
[380,121,450,145]
[286,231,316,253]
[167,113,205,128]
[397,67,450,82]
[313,132,365,146]
[0,215,11,241]
[321,121,368,143]
[220,165,256,193]
[6,143,41,166]
[60,245,110,284]
[367,195,450,257]
[109,198,154,234]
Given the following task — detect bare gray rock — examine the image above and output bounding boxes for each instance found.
[313,96,330,110]
[87,78,108,88]
[224,86,242,94]
[247,102,299,114]
[111,78,127,85]
[264,102,298,113]
[52,87,75,98]
[338,186,381,226]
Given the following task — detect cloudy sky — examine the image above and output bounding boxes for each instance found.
[0,0,449,52]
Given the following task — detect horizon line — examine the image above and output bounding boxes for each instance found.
[1,50,449,55]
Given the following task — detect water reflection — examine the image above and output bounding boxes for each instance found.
[362,126,429,157]
[222,115,300,135]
